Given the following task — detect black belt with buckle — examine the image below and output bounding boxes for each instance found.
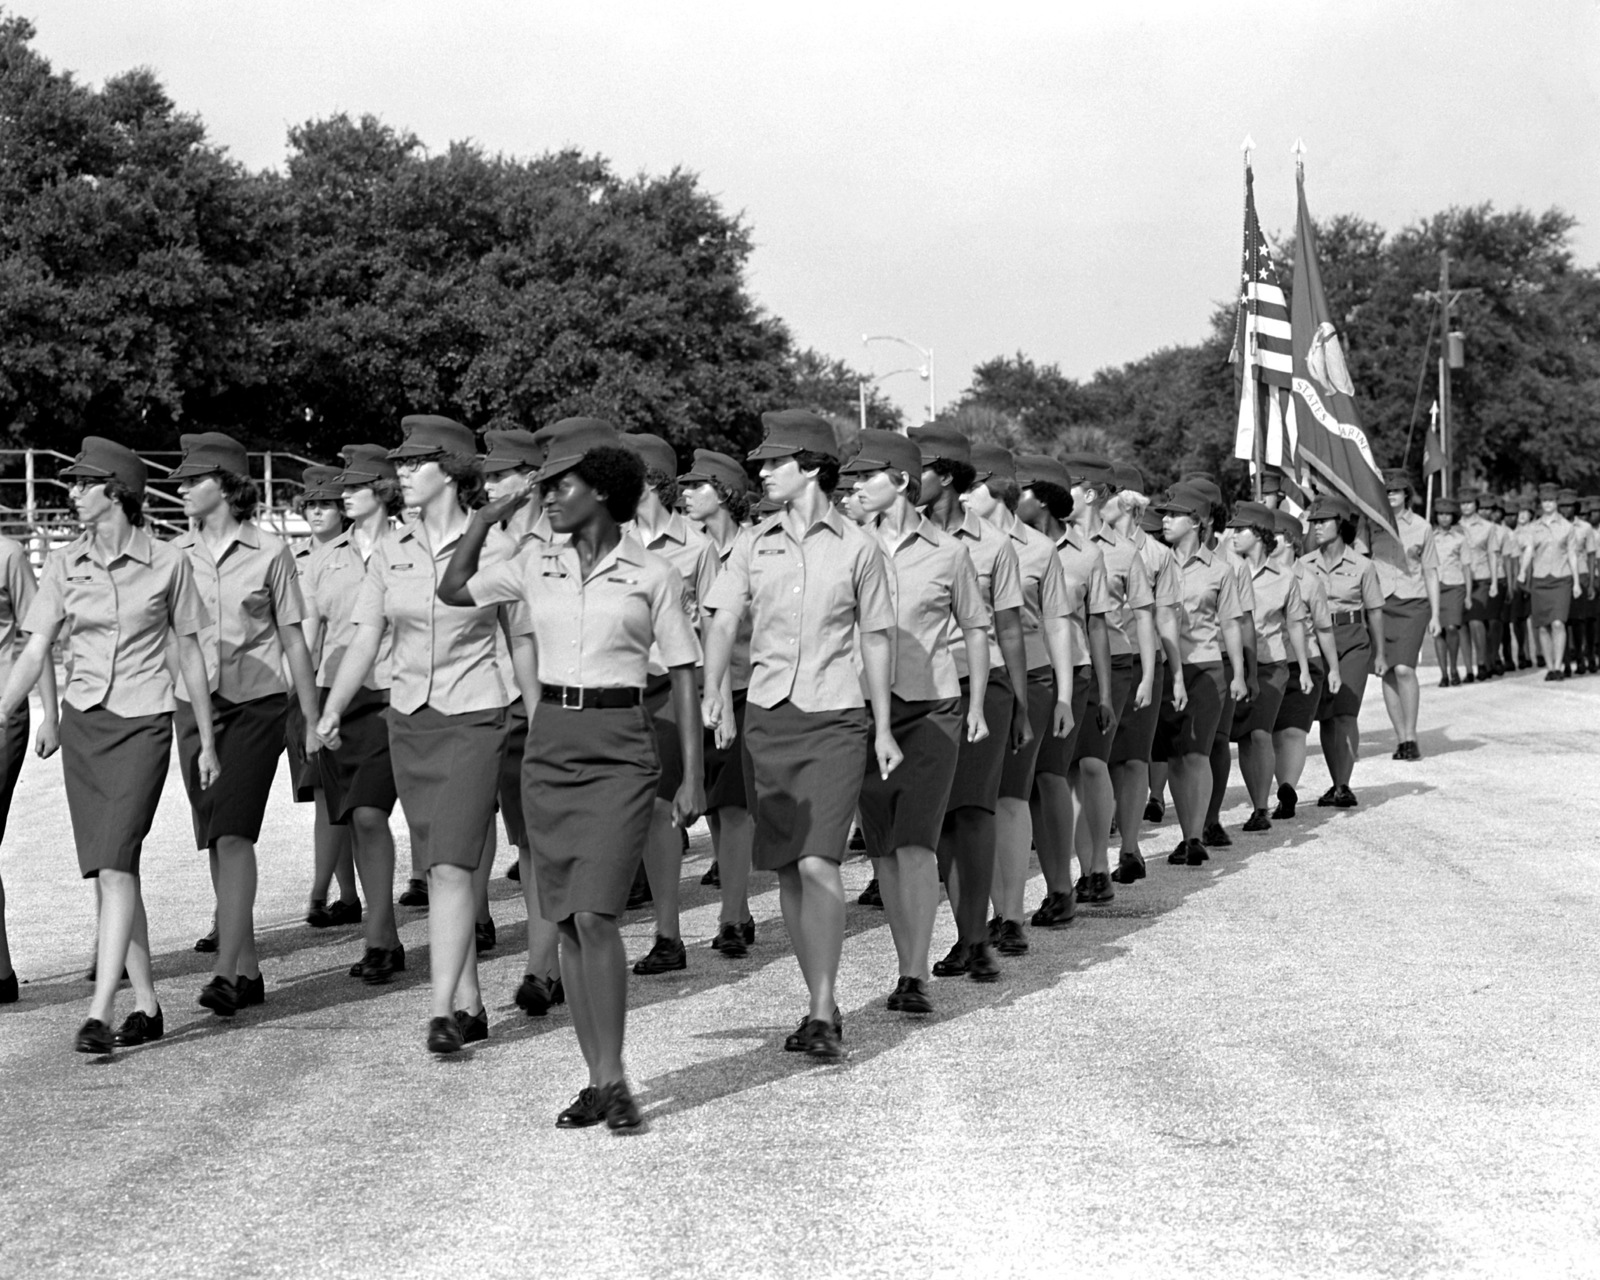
[539,685,643,710]
[1330,609,1365,626]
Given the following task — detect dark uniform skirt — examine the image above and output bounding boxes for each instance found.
[498,700,530,847]
[743,700,870,871]
[1383,595,1431,667]
[858,695,961,856]
[318,686,398,823]
[1274,662,1325,734]
[704,689,749,812]
[998,667,1055,801]
[1155,661,1225,760]
[1465,581,1491,624]
[1075,654,1138,765]
[525,704,657,921]
[1110,656,1162,766]
[945,673,1013,814]
[283,697,320,803]
[1035,666,1092,777]
[644,673,687,802]
[387,704,508,870]
[176,693,287,850]
[0,702,27,844]
[61,703,171,878]
[1531,576,1573,628]
[1231,661,1290,741]
[1573,577,1593,623]
[1438,584,1466,630]
[1318,620,1371,720]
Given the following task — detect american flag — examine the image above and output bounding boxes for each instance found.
[1231,162,1305,509]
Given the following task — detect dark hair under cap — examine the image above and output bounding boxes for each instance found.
[535,418,622,482]
[679,448,749,493]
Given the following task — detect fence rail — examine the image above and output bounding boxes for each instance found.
[0,449,314,567]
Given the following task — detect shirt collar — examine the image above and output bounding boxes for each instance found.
[1179,542,1215,568]
[877,513,941,550]
[756,505,846,540]
[950,509,986,542]
[1055,526,1086,552]
[74,528,154,567]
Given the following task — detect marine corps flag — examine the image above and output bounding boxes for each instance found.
[1289,167,1396,533]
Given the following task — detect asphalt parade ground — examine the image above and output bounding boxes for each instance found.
[1,670,1597,1280]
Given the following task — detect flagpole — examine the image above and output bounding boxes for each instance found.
[1242,137,1265,501]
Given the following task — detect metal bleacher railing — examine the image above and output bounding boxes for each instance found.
[0,448,318,567]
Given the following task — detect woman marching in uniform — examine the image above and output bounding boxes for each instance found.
[905,426,1028,986]
[1153,484,1247,866]
[1013,455,1113,928]
[1268,509,1340,819]
[1223,503,1311,833]
[302,445,405,984]
[0,439,217,1051]
[1102,466,1183,883]
[440,417,704,1129]
[477,429,564,1013]
[1521,482,1582,681]
[292,465,360,930]
[678,449,759,957]
[170,433,322,1018]
[1066,454,1156,904]
[0,521,58,1007]
[958,446,1074,957]
[621,433,718,978]
[317,416,513,1053]
[702,411,899,1061]
[1430,498,1470,687]
[1368,469,1439,761]
[1302,494,1385,808]
[1456,490,1501,681]
[844,430,988,1013]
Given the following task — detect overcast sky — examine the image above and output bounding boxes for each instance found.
[16,0,1599,421]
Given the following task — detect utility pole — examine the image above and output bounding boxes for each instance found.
[1438,252,1452,497]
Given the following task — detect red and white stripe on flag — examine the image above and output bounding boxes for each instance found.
[1233,164,1295,469]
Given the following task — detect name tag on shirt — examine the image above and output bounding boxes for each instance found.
[756,548,786,557]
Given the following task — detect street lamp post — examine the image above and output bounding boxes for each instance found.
[858,366,922,434]
[863,334,935,424]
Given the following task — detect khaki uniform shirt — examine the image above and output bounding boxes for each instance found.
[995,510,1071,672]
[874,515,987,700]
[26,530,203,716]
[1461,514,1496,581]
[1249,559,1308,664]
[352,521,512,715]
[946,510,1021,681]
[1369,510,1438,601]
[0,537,37,694]
[1173,544,1245,664]
[1302,545,1384,615]
[173,522,306,703]
[1525,514,1576,581]
[1053,526,1114,669]
[631,513,718,676]
[305,531,392,691]
[469,533,700,689]
[1091,524,1155,658]
[1434,526,1468,588]
[703,507,895,713]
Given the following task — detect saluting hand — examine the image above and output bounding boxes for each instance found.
[35,717,59,760]
[874,729,903,781]
[476,486,534,527]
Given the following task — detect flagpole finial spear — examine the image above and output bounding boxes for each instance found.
[1291,137,1306,177]
[1241,134,1256,160]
